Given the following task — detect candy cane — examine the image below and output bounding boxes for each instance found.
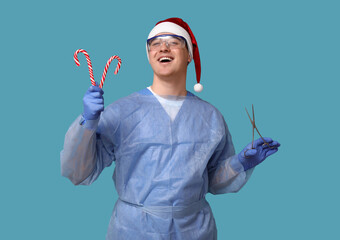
[99,56,122,88]
[73,49,96,86]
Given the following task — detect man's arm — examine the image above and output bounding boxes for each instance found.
[208,120,280,194]
[60,85,114,185]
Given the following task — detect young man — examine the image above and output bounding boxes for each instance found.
[61,18,280,240]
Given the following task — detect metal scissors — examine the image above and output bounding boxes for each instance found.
[244,104,274,157]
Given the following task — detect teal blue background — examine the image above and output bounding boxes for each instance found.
[1,0,339,239]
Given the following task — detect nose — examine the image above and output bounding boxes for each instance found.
[160,41,170,51]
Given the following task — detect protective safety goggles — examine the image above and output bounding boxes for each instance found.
[147,34,187,51]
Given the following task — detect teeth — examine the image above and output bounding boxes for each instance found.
[159,57,172,62]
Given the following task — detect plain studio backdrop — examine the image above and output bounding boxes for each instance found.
[1,0,339,239]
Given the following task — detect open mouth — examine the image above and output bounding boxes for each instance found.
[158,57,173,63]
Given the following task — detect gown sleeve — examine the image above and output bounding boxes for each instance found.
[60,110,117,186]
[207,120,254,194]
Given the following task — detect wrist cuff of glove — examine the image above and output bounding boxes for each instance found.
[237,153,253,172]
[79,115,99,130]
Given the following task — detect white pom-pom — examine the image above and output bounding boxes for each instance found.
[194,83,203,92]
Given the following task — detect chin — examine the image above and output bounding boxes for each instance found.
[155,69,177,77]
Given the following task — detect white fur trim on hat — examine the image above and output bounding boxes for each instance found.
[146,22,193,61]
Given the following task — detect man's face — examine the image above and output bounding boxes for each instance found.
[148,32,191,79]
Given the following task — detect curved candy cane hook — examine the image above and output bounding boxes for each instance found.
[73,49,96,86]
[99,56,122,88]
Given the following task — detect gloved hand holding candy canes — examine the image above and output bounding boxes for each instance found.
[73,49,122,121]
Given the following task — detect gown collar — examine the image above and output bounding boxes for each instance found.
[138,87,194,97]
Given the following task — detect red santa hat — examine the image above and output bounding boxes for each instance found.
[147,17,203,92]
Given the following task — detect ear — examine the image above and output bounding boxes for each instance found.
[188,54,192,63]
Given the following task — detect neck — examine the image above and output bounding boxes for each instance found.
[151,74,187,96]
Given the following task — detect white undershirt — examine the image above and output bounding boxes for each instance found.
[147,86,185,121]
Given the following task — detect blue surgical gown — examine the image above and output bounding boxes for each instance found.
[60,88,253,240]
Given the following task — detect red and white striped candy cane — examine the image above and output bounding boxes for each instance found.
[99,56,122,88]
[73,49,96,86]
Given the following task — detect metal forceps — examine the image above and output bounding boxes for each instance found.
[244,104,274,157]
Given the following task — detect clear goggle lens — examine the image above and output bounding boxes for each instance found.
[147,34,186,51]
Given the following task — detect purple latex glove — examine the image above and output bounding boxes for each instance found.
[82,84,104,120]
[238,137,280,171]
